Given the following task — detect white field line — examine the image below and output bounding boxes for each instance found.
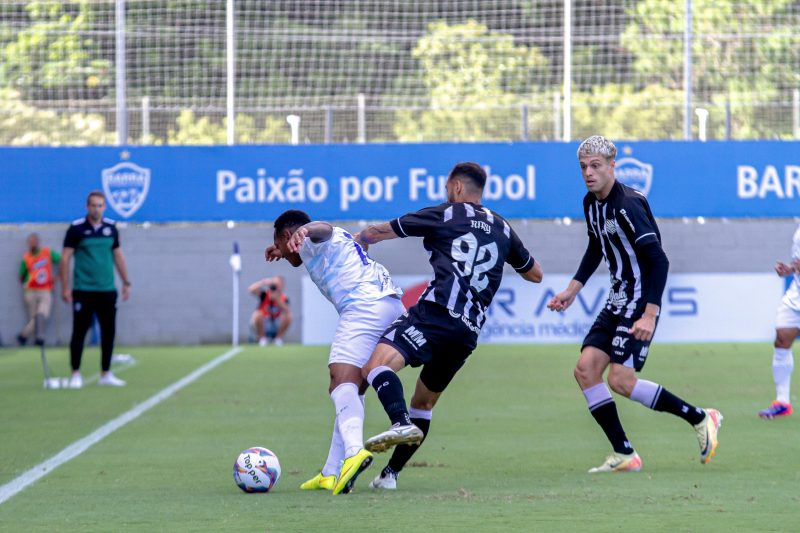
[0,346,244,506]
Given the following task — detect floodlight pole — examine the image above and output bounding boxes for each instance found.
[683,0,693,140]
[115,0,128,145]
[562,0,572,142]
[226,0,235,145]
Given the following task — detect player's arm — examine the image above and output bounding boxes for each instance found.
[19,259,27,284]
[547,232,602,312]
[518,259,543,283]
[287,221,333,253]
[775,261,799,276]
[60,247,74,302]
[629,241,668,341]
[113,247,132,301]
[355,222,398,248]
[620,197,668,341]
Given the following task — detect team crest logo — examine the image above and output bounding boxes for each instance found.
[615,157,653,196]
[101,162,151,218]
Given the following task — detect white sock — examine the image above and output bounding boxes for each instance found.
[321,419,344,477]
[773,347,794,404]
[331,382,365,458]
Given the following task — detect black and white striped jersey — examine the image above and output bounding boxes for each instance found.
[581,181,662,318]
[389,202,533,331]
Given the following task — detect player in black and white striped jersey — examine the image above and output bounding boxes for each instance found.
[548,135,722,473]
[355,161,543,489]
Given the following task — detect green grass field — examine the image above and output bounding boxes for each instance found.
[0,342,796,532]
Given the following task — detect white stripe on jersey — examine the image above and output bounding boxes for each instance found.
[444,206,453,222]
[482,207,494,224]
[464,203,475,218]
[502,220,510,238]
[635,232,656,243]
[394,218,408,237]
[614,218,642,318]
[447,273,460,309]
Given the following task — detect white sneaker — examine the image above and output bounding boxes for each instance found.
[273,338,284,346]
[68,372,83,389]
[365,423,423,453]
[369,469,398,490]
[98,372,126,387]
[258,337,269,347]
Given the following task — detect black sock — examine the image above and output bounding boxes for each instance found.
[388,417,431,473]
[653,388,705,425]
[371,370,411,426]
[590,401,634,454]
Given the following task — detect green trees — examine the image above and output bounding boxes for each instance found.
[0,0,797,144]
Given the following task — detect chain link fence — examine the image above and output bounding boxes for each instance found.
[1,0,799,146]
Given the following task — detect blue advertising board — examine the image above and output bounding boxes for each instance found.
[1,141,798,223]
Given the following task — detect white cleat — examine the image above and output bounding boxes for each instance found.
[98,372,126,387]
[273,338,284,346]
[369,470,398,490]
[694,408,723,464]
[588,451,642,473]
[365,423,423,453]
[68,372,83,389]
[258,337,269,347]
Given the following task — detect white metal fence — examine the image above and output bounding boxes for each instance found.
[1,0,799,145]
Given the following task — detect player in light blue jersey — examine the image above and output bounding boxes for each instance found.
[265,209,405,495]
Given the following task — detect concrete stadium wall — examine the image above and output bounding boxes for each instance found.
[0,219,796,347]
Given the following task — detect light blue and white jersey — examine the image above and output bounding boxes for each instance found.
[783,224,800,311]
[300,226,402,314]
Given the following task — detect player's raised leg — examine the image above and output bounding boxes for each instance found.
[363,343,423,453]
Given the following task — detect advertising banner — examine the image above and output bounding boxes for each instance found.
[1,141,799,223]
[302,273,784,345]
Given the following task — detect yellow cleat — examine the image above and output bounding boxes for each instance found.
[300,472,336,491]
[331,449,373,495]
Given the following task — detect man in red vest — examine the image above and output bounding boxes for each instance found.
[248,276,292,346]
[18,233,61,346]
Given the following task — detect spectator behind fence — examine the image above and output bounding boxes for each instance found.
[17,233,60,346]
[60,191,131,389]
[248,276,291,346]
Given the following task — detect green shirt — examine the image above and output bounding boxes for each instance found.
[63,217,120,292]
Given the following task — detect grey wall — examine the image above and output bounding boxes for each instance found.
[0,219,796,346]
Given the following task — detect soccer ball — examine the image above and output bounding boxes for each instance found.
[233,447,281,493]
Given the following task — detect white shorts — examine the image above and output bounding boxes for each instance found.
[329,295,406,367]
[775,300,800,330]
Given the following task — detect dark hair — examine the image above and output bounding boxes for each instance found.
[86,190,105,204]
[274,209,311,234]
[448,162,486,191]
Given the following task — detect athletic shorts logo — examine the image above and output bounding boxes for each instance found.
[102,161,151,219]
[401,325,427,350]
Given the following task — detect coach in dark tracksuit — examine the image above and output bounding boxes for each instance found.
[60,191,131,389]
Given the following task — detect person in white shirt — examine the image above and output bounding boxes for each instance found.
[759,224,800,419]
[265,209,405,494]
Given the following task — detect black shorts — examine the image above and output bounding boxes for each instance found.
[582,308,657,372]
[378,301,478,393]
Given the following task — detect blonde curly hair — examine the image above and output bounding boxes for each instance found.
[577,135,617,160]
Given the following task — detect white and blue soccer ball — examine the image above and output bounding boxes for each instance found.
[233,447,281,493]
